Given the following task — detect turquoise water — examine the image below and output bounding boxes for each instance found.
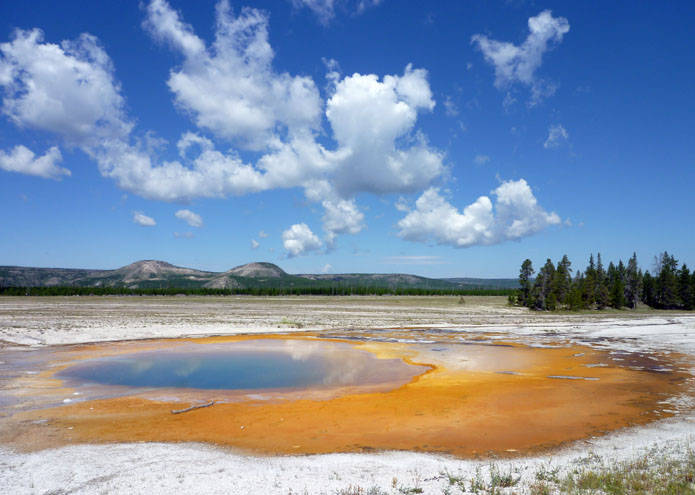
[57,339,424,391]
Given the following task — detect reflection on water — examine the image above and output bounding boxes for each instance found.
[57,339,424,391]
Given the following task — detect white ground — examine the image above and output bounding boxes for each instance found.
[1,296,694,494]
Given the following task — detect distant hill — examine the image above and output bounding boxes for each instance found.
[298,272,463,289]
[0,261,217,289]
[226,262,286,278]
[0,261,515,291]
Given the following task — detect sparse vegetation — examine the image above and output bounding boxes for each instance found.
[331,445,695,494]
[335,486,388,495]
[556,447,695,494]
[279,317,304,328]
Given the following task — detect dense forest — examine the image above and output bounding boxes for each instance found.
[510,251,695,311]
[0,285,512,297]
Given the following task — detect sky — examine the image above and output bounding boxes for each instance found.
[1,0,693,278]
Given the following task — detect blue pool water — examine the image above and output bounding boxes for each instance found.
[57,339,424,391]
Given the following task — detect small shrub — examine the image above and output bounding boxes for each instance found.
[529,480,552,495]
[335,485,388,495]
[489,464,520,488]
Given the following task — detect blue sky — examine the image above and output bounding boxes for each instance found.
[1,0,693,277]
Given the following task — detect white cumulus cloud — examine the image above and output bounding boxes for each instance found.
[326,64,443,197]
[282,223,322,257]
[0,145,70,179]
[0,1,450,250]
[0,28,132,148]
[251,239,260,250]
[133,211,156,227]
[472,10,569,105]
[397,179,560,247]
[175,208,203,228]
[544,124,568,149]
[145,0,321,150]
[321,196,364,247]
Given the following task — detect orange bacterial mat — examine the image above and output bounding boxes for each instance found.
[0,333,690,458]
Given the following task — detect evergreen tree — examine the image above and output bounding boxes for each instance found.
[552,255,572,307]
[608,261,626,309]
[594,253,609,310]
[624,253,641,309]
[518,259,534,307]
[532,259,556,310]
[509,252,695,312]
[654,252,679,309]
[678,264,693,310]
[584,254,597,308]
[618,260,626,284]
[642,271,655,307]
[567,271,586,310]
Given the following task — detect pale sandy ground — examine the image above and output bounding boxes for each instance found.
[1,296,694,494]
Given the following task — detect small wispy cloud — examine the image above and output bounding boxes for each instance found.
[544,124,568,149]
[444,96,459,117]
[175,209,203,228]
[474,154,490,165]
[395,197,410,212]
[174,231,194,238]
[293,0,383,25]
[251,239,260,250]
[133,211,156,227]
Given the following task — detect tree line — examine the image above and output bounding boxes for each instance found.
[511,251,695,311]
[0,285,514,297]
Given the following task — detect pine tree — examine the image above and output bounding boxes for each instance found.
[584,254,597,308]
[567,270,585,310]
[595,253,609,310]
[552,255,572,307]
[624,253,641,309]
[518,259,534,307]
[642,271,655,307]
[608,261,626,309]
[678,264,693,310]
[655,252,679,309]
[532,259,556,310]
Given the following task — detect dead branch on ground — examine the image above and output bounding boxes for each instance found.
[171,400,214,414]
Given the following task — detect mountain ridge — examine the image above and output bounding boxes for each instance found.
[0,260,516,290]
